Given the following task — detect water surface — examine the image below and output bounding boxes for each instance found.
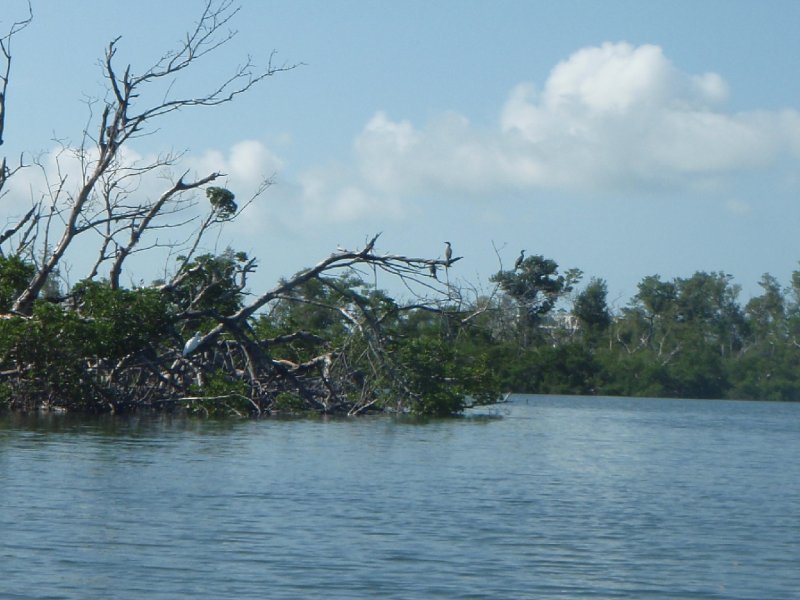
[1,396,798,599]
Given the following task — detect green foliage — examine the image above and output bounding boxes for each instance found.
[727,344,800,402]
[8,233,800,415]
[595,348,671,398]
[169,249,246,331]
[72,280,174,358]
[530,343,601,394]
[186,369,254,417]
[206,186,238,220]
[389,328,500,416]
[489,254,585,352]
[491,254,572,324]
[393,337,466,416]
[746,273,785,342]
[0,279,176,410]
[271,391,308,413]
[0,255,35,312]
[484,261,800,403]
[636,275,677,317]
[254,275,502,417]
[258,274,399,365]
[267,275,354,338]
[574,278,611,334]
[192,369,250,397]
[0,302,98,408]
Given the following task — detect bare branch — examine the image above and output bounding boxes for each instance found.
[0,1,32,147]
[108,171,221,289]
[11,1,294,314]
[0,205,36,248]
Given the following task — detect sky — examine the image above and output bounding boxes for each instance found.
[2,0,800,309]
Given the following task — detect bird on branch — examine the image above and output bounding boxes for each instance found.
[515,249,525,271]
[444,241,452,267]
[182,331,202,356]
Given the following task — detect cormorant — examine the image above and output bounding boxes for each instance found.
[515,249,525,271]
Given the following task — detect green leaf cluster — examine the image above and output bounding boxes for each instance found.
[206,187,238,220]
[0,278,175,410]
[0,256,35,312]
[483,257,800,403]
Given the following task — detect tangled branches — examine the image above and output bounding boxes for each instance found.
[0,3,499,416]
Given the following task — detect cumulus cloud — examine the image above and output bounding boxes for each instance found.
[354,111,513,196]
[495,43,785,189]
[340,42,800,206]
[533,43,728,115]
[190,140,284,188]
[292,162,406,225]
[14,43,793,232]
[184,140,287,235]
[186,42,798,228]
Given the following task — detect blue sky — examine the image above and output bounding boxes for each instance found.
[3,0,800,308]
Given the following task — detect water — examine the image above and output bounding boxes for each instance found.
[1,396,799,599]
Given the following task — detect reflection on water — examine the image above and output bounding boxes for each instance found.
[1,396,799,599]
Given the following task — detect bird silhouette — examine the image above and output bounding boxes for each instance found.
[515,249,525,271]
[444,241,452,266]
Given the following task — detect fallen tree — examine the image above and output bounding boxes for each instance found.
[0,1,500,416]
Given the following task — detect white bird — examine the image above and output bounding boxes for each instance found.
[182,331,202,356]
[444,241,452,266]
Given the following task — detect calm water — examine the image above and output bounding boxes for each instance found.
[1,395,799,599]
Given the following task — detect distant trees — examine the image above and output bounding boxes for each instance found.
[490,254,579,347]
[478,254,800,403]
[573,278,611,337]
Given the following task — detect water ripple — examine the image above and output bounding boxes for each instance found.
[1,397,799,599]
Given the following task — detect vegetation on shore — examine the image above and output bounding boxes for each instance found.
[0,3,500,417]
[1,3,798,417]
[482,261,800,403]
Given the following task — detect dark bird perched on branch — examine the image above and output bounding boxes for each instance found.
[444,241,452,266]
[429,262,438,280]
[515,249,525,270]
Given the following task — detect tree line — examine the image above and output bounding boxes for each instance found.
[480,255,800,402]
[1,2,796,418]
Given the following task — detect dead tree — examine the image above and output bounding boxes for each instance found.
[153,233,465,413]
[2,1,295,314]
[0,3,32,214]
[0,3,494,416]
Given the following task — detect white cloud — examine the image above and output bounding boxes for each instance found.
[189,139,284,188]
[295,164,406,224]
[541,43,677,114]
[497,42,792,190]
[2,144,152,218]
[535,43,729,115]
[197,42,798,229]
[184,140,286,235]
[14,43,794,236]
[339,42,800,203]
